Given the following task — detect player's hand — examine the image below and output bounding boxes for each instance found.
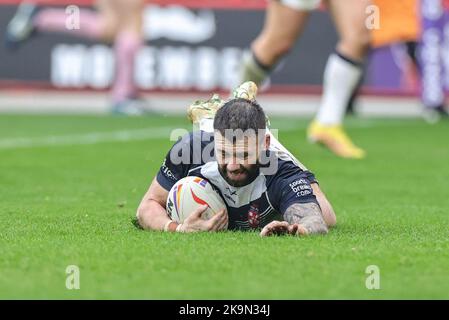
[206,207,228,231]
[179,205,228,233]
[259,221,290,237]
[287,223,309,236]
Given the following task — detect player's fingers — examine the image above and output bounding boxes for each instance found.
[215,210,228,229]
[215,208,227,218]
[216,215,229,231]
[216,210,228,227]
[272,222,289,235]
[264,221,279,230]
[295,224,309,236]
[206,209,227,230]
[260,225,273,237]
[208,217,223,231]
[288,223,299,235]
[192,205,209,218]
[266,221,280,228]
[275,221,289,229]
[270,221,288,230]
[260,222,278,237]
[261,221,288,236]
[280,221,290,231]
[210,209,226,223]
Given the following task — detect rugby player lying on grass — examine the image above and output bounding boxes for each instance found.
[137,82,336,237]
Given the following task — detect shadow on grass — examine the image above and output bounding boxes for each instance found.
[131,217,143,230]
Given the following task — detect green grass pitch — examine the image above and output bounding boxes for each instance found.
[0,114,448,299]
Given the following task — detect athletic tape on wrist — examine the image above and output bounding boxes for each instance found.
[164,220,173,232]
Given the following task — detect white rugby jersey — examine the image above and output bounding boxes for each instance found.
[157,131,319,230]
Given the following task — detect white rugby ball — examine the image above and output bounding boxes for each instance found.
[166,176,227,224]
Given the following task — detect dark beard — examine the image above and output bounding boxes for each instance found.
[218,163,260,187]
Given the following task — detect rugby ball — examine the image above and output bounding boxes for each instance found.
[166,176,227,224]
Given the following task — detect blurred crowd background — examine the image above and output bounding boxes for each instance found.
[0,0,448,119]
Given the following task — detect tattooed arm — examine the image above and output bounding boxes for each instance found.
[284,202,328,236]
[260,167,334,237]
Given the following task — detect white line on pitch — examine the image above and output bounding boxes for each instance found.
[0,127,175,150]
[0,119,421,150]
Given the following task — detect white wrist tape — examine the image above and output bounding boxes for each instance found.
[164,220,173,232]
[176,224,184,233]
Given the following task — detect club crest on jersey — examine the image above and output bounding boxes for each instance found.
[248,203,260,228]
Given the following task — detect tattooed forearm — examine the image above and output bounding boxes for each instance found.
[284,203,328,235]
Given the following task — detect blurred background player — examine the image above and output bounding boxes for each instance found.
[239,0,372,159]
[347,0,449,121]
[346,0,421,116]
[420,0,449,120]
[5,0,146,115]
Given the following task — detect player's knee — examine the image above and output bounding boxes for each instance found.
[253,34,295,65]
[339,31,371,59]
[273,39,295,59]
[356,29,372,53]
[265,34,296,59]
